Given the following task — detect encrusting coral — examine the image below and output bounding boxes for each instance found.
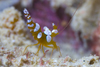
[71,0,100,40]
[0,46,100,67]
[0,7,34,48]
[70,0,100,49]
[90,22,100,57]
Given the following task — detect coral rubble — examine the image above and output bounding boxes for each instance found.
[0,46,99,67]
[0,7,33,47]
[71,0,100,40]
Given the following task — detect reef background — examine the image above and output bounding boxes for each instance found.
[0,0,100,66]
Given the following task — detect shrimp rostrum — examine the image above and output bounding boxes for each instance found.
[23,8,61,56]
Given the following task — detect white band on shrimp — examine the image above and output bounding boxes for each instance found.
[27,19,31,23]
[43,26,49,30]
[25,15,28,17]
[52,29,58,33]
[34,23,40,32]
[23,8,29,14]
[27,15,31,19]
[43,26,51,35]
[37,32,42,39]
[27,24,34,27]
[46,35,51,42]
[52,23,55,26]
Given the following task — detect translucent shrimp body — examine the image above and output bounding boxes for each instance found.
[23,8,61,56]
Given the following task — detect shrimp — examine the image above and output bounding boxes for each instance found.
[23,8,61,57]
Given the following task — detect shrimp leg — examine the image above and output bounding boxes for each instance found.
[42,45,44,54]
[23,43,39,53]
[36,44,41,56]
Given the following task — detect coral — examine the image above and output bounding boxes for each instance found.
[70,0,100,49]
[50,0,85,15]
[50,0,83,8]
[0,7,33,47]
[71,0,100,40]
[90,23,100,57]
[21,0,33,7]
[0,46,99,67]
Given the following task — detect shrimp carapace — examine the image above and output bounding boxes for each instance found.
[23,8,61,57]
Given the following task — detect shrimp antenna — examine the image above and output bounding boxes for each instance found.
[58,0,83,34]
